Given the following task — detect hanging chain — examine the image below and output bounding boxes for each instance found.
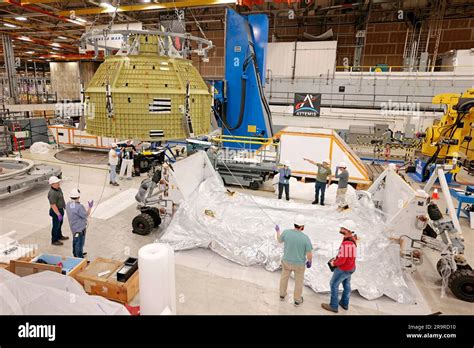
[172,0,186,33]
[190,9,208,40]
[102,0,121,55]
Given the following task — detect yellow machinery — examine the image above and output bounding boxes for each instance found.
[85,33,212,141]
[419,88,474,180]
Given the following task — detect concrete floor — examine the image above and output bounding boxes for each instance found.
[1,148,473,315]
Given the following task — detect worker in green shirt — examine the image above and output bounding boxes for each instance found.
[275,214,313,307]
[304,157,332,206]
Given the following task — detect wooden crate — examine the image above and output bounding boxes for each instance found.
[10,254,87,277]
[72,257,139,304]
[0,249,38,273]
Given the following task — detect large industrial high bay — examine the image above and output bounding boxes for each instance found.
[0,0,473,345]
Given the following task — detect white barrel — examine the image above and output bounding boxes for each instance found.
[138,243,176,315]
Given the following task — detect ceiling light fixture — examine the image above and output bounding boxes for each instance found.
[15,16,28,21]
[4,23,17,28]
[57,36,67,40]
[100,1,116,10]
[25,51,35,54]
[50,42,61,47]
[18,36,31,41]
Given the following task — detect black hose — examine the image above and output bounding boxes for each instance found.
[422,145,441,182]
[454,98,474,114]
[220,55,252,131]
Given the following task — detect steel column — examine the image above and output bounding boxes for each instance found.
[2,34,19,103]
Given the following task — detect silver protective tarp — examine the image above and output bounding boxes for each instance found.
[160,152,415,303]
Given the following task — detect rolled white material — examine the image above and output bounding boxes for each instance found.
[138,243,176,315]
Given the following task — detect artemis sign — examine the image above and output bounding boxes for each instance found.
[293,93,321,117]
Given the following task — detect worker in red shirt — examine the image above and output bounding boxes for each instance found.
[322,220,358,313]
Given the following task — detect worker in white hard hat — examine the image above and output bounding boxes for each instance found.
[65,188,93,258]
[206,145,219,168]
[47,176,69,246]
[322,220,358,313]
[119,139,137,180]
[108,143,120,187]
[335,161,350,211]
[277,160,292,201]
[303,157,332,206]
[275,214,313,307]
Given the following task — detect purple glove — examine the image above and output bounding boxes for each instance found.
[57,214,63,222]
[306,261,312,268]
[88,200,94,209]
[275,225,280,233]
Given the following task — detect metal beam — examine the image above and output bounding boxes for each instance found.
[1,33,19,103]
[20,0,70,4]
[5,0,87,26]
[58,0,236,16]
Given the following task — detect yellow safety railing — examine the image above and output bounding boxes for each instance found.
[213,134,276,146]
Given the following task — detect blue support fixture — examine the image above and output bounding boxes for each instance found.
[217,8,273,149]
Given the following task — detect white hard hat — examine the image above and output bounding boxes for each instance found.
[340,219,356,232]
[69,188,81,198]
[284,160,291,166]
[111,142,117,147]
[294,214,306,227]
[48,176,61,185]
[323,158,331,164]
[339,161,347,168]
